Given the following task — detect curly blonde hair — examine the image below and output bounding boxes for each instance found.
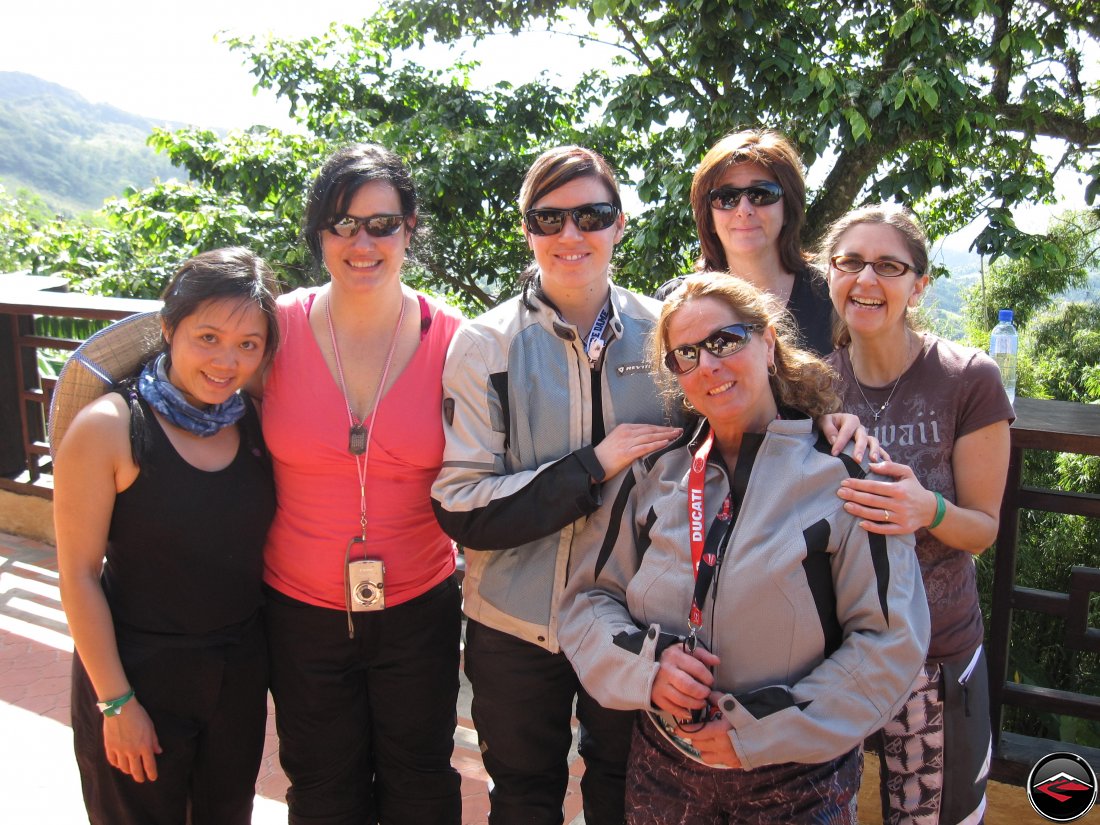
[653,273,840,419]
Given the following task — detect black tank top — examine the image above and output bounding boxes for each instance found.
[101,393,276,636]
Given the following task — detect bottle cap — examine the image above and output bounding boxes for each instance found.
[998,309,1013,322]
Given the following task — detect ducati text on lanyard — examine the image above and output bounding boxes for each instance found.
[687,429,732,634]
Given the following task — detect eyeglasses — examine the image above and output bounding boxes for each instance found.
[664,323,763,375]
[708,182,784,210]
[328,214,407,239]
[523,202,621,236]
[829,255,919,278]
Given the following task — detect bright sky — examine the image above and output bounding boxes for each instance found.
[0,0,592,130]
[0,0,1091,246]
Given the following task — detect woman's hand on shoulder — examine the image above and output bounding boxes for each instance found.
[837,460,934,534]
[593,423,682,481]
[103,699,162,783]
[819,413,888,463]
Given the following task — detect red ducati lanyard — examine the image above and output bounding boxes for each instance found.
[687,429,733,637]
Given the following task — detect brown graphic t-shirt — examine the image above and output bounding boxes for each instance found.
[828,333,1015,661]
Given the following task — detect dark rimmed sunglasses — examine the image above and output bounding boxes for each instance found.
[707,182,784,210]
[523,202,621,236]
[830,255,919,278]
[664,323,764,375]
[328,213,407,239]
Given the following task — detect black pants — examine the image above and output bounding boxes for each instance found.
[71,616,268,825]
[464,619,633,825]
[265,577,462,825]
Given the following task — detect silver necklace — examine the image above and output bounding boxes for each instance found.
[851,336,914,422]
[325,291,406,455]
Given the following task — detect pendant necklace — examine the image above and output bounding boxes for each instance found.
[326,290,407,456]
[852,334,914,422]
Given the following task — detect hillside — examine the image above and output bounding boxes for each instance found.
[0,72,183,214]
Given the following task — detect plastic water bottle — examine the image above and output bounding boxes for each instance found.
[989,309,1018,404]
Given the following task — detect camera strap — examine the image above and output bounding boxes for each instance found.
[329,291,407,638]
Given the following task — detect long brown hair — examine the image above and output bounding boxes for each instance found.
[653,273,840,419]
[690,129,809,274]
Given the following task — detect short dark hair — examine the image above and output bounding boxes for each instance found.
[160,246,281,359]
[302,143,419,267]
[518,145,623,216]
[517,146,623,292]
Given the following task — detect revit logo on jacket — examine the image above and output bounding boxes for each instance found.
[616,361,650,376]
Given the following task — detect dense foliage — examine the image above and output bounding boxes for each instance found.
[2,0,1098,308]
[368,0,1100,290]
[967,211,1100,746]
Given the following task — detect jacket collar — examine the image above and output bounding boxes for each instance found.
[525,276,626,345]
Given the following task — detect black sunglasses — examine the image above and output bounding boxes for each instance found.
[328,213,407,239]
[830,255,919,278]
[664,323,764,375]
[523,202,621,236]
[707,182,784,210]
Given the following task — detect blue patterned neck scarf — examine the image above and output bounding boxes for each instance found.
[137,353,246,437]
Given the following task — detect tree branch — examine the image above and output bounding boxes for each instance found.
[991,0,1013,105]
[607,14,720,103]
[1030,0,1100,40]
[997,104,1100,145]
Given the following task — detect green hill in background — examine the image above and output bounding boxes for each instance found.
[0,72,183,215]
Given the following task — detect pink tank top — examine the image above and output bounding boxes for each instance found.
[262,287,462,608]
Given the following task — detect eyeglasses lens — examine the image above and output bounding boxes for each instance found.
[525,203,619,236]
[830,256,911,277]
[708,183,783,210]
[331,214,406,238]
[665,324,756,375]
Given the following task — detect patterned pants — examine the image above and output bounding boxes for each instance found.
[868,648,990,825]
[626,714,860,824]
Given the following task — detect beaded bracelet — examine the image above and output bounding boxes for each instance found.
[928,491,947,529]
[96,688,135,717]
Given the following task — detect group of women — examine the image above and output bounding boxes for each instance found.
[52,128,1012,825]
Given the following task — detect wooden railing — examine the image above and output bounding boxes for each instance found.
[0,277,158,497]
[2,278,1099,780]
[986,397,1100,781]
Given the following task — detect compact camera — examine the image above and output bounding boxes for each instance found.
[348,559,385,611]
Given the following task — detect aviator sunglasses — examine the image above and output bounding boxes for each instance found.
[664,323,764,375]
[708,182,784,210]
[328,213,407,239]
[830,255,919,278]
[523,202,621,236]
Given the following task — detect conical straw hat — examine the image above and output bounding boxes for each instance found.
[48,311,163,456]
